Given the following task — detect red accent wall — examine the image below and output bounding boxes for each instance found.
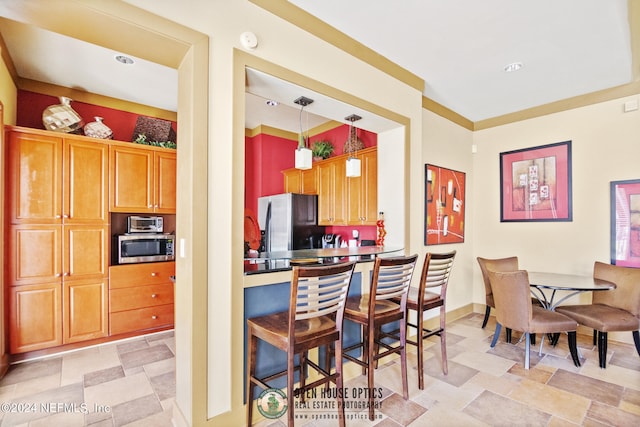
[17,90,177,143]
[245,132,298,215]
[311,124,377,156]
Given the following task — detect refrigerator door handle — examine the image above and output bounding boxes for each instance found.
[264,201,272,253]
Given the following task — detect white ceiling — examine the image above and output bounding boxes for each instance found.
[0,0,634,131]
[289,0,633,122]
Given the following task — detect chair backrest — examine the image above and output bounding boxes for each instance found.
[289,262,356,328]
[477,256,519,305]
[592,261,640,317]
[370,254,419,308]
[487,269,533,332]
[419,251,456,301]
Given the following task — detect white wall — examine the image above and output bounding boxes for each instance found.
[472,94,640,340]
[421,109,475,313]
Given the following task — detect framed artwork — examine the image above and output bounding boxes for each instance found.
[425,164,465,245]
[610,179,640,268]
[500,141,572,222]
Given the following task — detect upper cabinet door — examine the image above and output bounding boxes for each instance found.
[64,139,108,223]
[110,145,154,212]
[7,130,63,224]
[154,151,177,213]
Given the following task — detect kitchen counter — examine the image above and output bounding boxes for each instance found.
[243,246,404,275]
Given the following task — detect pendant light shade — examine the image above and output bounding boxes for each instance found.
[295,147,312,170]
[294,96,314,170]
[344,113,363,177]
[346,157,361,177]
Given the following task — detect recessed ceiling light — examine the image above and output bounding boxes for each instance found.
[265,100,279,107]
[115,55,134,65]
[504,62,523,72]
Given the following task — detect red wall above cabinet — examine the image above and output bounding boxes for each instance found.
[17,90,177,143]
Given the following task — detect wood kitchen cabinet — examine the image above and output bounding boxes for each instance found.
[109,262,175,336]
[6,128,108,224]
[9,283,62,353]
[4,126,110,353]
[109,143,176,213]
[317,158,346,225]
[283,167,317,194]
[63,279,108,344]
[346,148,378,225]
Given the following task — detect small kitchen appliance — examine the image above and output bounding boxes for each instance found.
[114,233,175,264]
[127,215,164,233]
[322,234,342,248]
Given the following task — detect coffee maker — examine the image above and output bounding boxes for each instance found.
[322,234,342,248]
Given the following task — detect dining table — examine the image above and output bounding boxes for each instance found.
[528,271,616,311]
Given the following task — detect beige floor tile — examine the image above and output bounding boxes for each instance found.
[84,372,155,409]
[411,403,491,426]
[462,371,521,397]
[508,378,590,424]
[587,400,640,426]
[143,356,175,378]
[12,373,61,400]
[60,346,122,386]
[619,400,640,416]
[579,362,640,391]
[412,376,482,410]
[452,350,515,376]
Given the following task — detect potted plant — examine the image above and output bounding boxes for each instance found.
[311,140,334,160]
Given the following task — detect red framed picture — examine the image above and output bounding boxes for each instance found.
[500,141,572,222]
[610,179,640,268]
[425,164,465,245]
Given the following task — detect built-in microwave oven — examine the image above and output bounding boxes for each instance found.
[114,233,175,264]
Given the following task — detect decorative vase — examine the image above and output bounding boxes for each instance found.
[84,116,113,139]
[42,96,84,134]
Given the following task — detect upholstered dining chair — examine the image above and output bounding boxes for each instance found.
[488,269,581,369]
[477,256,519,341]
[342,254,418,421]
[381,251,456,389]
[246,262,356,427]
[556,261,640,368]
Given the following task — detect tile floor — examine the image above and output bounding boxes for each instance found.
[0,331,175,427]
[0,313,638,427]
[253,313,640,427]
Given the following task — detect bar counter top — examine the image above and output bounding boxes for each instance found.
[243,246,404,276]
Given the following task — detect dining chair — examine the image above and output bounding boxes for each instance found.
[488,269,581,369]
[342,254,418,421]
[246,262,356,427]
[380,251,456,389]
[555,261,640,368]
[477,256,519,342]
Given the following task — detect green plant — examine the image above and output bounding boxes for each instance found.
[311,140,334,159]
[134,133,177,149]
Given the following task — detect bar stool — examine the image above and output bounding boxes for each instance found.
[342,254,418,421]
[246,262,356,427]
[382,251,456,389]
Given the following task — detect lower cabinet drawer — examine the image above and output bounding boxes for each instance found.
[110,304,174,335]
[110,284,174,312]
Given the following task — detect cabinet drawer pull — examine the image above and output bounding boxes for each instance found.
[148,204,153,208]
[63,214,69,218]
[151,294,157,298]
[151,272,158,277]
[152,315,158,320]
[56,215,62,218]
[63,272,70,276]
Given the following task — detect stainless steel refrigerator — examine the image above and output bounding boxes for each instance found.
[257,193,325,252]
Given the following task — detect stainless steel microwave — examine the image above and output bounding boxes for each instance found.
[114,233,175,264]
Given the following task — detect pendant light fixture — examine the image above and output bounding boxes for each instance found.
[294,96,314,170]
[345,114,362,177]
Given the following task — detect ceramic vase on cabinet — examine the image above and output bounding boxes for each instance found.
[84,116,113,139]
[42,96,84,134]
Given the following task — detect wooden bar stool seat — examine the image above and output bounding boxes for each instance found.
[246,262,356,427]
[341,254,418,421]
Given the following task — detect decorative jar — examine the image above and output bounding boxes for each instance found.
[84,116,113,139]
[42,96,84,134]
